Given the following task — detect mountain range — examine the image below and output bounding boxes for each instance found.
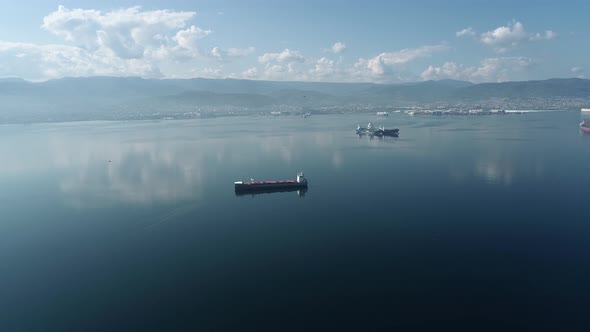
[0,77,589,123]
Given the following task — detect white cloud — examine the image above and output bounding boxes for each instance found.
[456,27,476,37]
[242,48,309,81]
[0,6,271,80]
[571,67,584,73]
[530,30,557,41]
[421,57,534,83]
[227,47,255,57]
[351,58,370,80]
[42,6,102,46]
[42,5,198,58]
[0,6,566,83]
[480,21,556,53]
[211,46,255,60]
[263,64,285,79]
[258,49,305,63]
[571,66,585,78]
[330,42,346,54]
[422,62,469,81]
[480,21,528,50]
[174,25,211,50]
[0,41,162,80]
[365,44,449,76]
[310,57,336,78]
[39,5,275,78]
[210,46,224,59]
[95,30,143,59]
[254,60,310,81]
[239,67,259,79]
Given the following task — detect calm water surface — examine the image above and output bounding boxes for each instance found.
[1,112,590,330]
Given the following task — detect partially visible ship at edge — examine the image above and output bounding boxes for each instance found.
[580,108,590,133]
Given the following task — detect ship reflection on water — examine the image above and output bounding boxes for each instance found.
[235,187,307,198]
[357,133,399,140]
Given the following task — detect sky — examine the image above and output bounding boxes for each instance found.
[0,0,588,83]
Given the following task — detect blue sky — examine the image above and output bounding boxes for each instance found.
[0,0,588,82]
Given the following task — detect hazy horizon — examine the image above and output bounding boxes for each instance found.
[2,75,589,85]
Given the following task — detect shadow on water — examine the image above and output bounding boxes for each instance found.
[410,122,446,128]
[437,127,483,132]
[143,201,203,230]
[235,187,307,198]
[489,137,533,142]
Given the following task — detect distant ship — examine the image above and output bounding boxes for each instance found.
[373,126,399,137]
[235,172,308,192]
[356,122,399,137]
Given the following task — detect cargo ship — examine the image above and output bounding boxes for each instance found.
[356,122,399,137]
[373,126,400,137]
[234,172,308,191]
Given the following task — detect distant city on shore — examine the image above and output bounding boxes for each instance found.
[0,76,589,124]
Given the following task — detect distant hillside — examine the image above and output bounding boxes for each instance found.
[456,78,590,100]
[167,78,375,96]
[0,76,588,123]
[357,80,475,104]
[160,90,276,108]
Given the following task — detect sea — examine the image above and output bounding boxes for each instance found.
[1,111,590,331]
